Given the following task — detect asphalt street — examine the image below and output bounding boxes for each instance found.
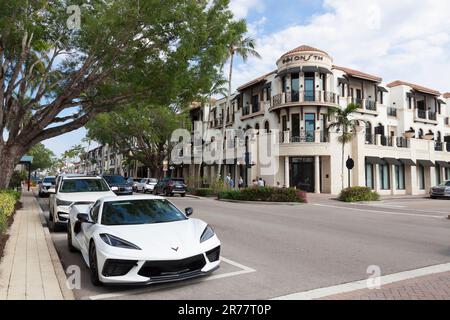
[36,195,450,300]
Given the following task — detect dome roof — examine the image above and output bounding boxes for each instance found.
[280,45,329,59]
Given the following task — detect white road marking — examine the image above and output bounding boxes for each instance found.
[87,256,255,300]
[313,203,446,219]
[272,262,450,300]
[351,202,450,214]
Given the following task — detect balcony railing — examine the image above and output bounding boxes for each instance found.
[417,109,426,119]
[365,100,377,111]
[365,134,376,145]
[279,130,328,144]
[429,111,437,121]
[387,107,397,117]
[380,136,394,147]
[435,141,444,151]
[396,137,409,149]
[272,91,337,107]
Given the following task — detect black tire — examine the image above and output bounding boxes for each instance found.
[89,242,102,286]
[38,192,43,198]
[165,189,171,197]
[67,222,77,252]
[48,209,57,232]
[181,193,186,197]
[153,189,158,195]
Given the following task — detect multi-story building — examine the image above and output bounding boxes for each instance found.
[187,45,450,196]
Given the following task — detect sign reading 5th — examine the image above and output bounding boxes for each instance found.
[281,54,324,64]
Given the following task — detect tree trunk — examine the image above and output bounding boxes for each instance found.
[0,145,26,189]
[217,51,234,181]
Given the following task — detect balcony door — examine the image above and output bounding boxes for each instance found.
[304,72,315,102]
[305,113,315,142]
[291,74,300,102]
[291,114,300,142]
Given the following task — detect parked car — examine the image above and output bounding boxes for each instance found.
[38,176,56,197]
[127,177,142,192]
[136,178,158,193]
[68,195,220,286]
[153,178,186,197]
[101,174,133,195]
[48,176,116,231]
[430,181,450,198]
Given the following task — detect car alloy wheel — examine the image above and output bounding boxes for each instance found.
[89,242,102,286]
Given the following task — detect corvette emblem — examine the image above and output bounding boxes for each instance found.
[171,247,179,252]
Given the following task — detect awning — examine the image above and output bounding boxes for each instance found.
[399,158,416,166]
[366,156,386,165]
[302,66,319,73]
[435,161,450,168]
[318,67,333,74]
[416,160,435,167]
[276,67,301,78]
[338,77,349,85]
[438,99,446,104]
[383,158,401,165]
[378,86,389,93]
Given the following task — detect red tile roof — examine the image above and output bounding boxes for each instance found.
[444,93,450,99]
[281,45,329,58]
[387,80,440,96]
[237,70,276,92]
[332,65,382,82]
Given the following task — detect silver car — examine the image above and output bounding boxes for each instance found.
[38,176,56,197]
[430,181,450,198]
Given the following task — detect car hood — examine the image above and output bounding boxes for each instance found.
[99,218,208,258]
[59,191,116,202]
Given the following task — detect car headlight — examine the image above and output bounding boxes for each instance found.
[56,199,72,206]
[200,225,215,243]
[99,233,141,250]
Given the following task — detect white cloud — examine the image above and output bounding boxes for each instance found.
[229,0,265,20]
[230,0,450,93]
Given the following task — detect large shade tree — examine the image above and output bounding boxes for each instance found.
[0,0,244,188]
[86,104,187,179]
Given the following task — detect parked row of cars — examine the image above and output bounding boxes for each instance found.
[39,173,220,286]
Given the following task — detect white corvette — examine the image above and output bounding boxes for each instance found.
[68,195,221,286]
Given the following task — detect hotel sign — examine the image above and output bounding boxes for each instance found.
[282,54,324,65]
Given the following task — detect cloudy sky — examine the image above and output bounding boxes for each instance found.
[44,0,450,156]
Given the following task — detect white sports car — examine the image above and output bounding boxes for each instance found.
[68,195,221,286]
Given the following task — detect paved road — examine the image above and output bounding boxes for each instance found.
[36,195,450,300]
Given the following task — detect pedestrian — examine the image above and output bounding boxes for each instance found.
[230,179,235,188]
[225,173,231,186]
[252,179,258,187]
[238,176,244,189]
[258,177,264,187]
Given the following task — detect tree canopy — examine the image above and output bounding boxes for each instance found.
[0,0,248,188]
[27,143,55,171]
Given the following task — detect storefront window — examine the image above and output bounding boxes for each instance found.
[436,165,441,185]
[365,163,374,190]
[395,164,405,190]
[379,164,390,190]
[418,165,425,190]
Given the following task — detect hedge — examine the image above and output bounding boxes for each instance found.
[0,190,20,235]
[338,187,380,203]
[194,188,216,197]
[218,187,307,203]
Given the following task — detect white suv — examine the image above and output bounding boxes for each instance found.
[48,175,116,231]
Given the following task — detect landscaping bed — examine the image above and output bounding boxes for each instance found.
[338,187,380,203]
[0,190,21,259]
[218,187,307,203]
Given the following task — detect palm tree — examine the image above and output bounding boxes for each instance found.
[328,103,362,190]
[218,36,261,180]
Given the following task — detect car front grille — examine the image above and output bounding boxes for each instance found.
[138,254,206,278]
[102,259,138,277]
[206,246,220,262]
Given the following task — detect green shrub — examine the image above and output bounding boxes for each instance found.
[0,191,20,234]
[338,187,380,203]
[218,187,307,203]
[194,188,215,197]
[8,170,27,189]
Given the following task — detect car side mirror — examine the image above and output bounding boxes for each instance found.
[77,213,94,224]
[185,207,193,216]
[48,187,56,194]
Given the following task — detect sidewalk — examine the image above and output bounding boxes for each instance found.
[0,190,70,300]
[321,270,450,300]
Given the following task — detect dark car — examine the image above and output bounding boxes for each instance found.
[430,180,450,199]
[154,177,186,197]
[101,174,133,195]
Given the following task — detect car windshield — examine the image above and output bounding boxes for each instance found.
[103,175,126,184]
[101,199,187,226]
[172,179,184,185]
[43,177,55,184]
[439,181,450,187]
[60,179,110,193]
[133,178,141,182]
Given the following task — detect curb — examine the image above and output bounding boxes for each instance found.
[32,194,75,300]
[216,199,305,206]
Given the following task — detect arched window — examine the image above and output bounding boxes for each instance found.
[419,129,424,139]
[365,122,373,144]
[264,121,270,133]
[255,123,260,135]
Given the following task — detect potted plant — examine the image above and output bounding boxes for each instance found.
[404,129,415,139]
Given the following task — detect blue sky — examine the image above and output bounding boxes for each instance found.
[43,0,450,156]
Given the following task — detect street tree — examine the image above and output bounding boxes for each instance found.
[27,143,55,172]
[0,0,245,188]
[86,104,188,179]
[218,30,261,179]
[328,103,362,190]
